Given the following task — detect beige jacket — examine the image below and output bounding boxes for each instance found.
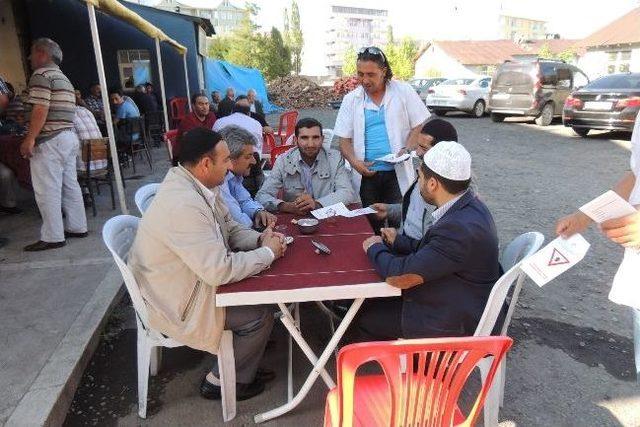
[128,166,274,354]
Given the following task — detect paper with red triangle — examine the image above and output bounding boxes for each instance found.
[548,248,570,266]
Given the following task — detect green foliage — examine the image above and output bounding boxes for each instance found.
[538,42,575,63]
[385,37,419,81]
[287,1,304,74]
[342,46,357,76]
[207,3,291,80]
[424,68,442,78]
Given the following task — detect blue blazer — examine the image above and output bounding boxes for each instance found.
[367,191,500,338]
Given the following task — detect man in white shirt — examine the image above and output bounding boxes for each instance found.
[556,110,640,382]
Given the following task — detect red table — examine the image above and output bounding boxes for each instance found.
[0,135,31,188]
[216,213,401,423]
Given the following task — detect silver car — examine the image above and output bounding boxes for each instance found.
[426,76,492,118]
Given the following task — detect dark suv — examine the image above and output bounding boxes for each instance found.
[488,60,590,126]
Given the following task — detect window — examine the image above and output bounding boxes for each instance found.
[572,70,589,89]
[117,50,151,91]
[607,50,632,74]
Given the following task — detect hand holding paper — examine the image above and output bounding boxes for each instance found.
[521,234,591,287]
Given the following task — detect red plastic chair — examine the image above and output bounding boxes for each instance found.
[276,110,298,145]
[270,144,295,167]
[163,129,178,161]
[263,132,277,155]
[168,97,188,128]
[323,336,513,427]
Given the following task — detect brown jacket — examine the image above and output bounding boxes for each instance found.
[128,166,274,353]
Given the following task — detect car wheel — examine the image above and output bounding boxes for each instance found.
[472,100,485,118]
[434,109,447,116]
[572,127,590,137]
[490,113,506,123]
[535,103,554,126]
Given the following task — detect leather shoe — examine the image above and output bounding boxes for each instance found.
[255,367,276,383]
[200,376,265,401]
[0,206,22,215]
[64,231,89,239]
[24,240,66,252]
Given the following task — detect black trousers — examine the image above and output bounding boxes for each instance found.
[242,152,265,198]
[356,297,403,341]
[359,170,402,233]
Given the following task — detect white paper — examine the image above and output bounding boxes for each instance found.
[311,202,350,219]
[579,190,637,224]
[342,206,377,217]
[311,203,376,219]
[375,153,411,164]
[521,234,591,287]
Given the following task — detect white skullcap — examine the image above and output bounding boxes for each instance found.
[423,140,471,181]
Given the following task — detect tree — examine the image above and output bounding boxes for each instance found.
[262,27,292,79]
[538,42,576,63]
[385,37,419,80]
[342,45,357,76]
[283,7,290,47]
[288,1,304,74]
[208,36,231,59]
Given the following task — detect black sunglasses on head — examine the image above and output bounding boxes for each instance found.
[357,46,387,62]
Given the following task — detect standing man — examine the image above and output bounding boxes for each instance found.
[556,110,640,383]
[175,93,217,163]
[217,87,235,118]
[128,128,286,400]
[20,38,88,251]
[334,46,430,232]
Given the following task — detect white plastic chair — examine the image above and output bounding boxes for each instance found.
[102,215,237,421]
[474,231,544,427]
[134,183,160,215]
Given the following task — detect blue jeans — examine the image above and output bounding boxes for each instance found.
[634,308,640,381]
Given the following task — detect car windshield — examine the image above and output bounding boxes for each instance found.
[585,74,640,90]
[441,78,474,86]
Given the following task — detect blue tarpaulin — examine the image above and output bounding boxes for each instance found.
[205,59,281,114]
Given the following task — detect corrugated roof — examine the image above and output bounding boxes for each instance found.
[579,7,640,48]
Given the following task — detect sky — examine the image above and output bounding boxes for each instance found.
[144,0,639,74]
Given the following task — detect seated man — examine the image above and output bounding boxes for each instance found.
[360,141,500,339]
[128,128,287,400]
[213,96,264,197]
[218,125,277,229]
[256,118,354,215]
[371,119,458,239]
[109,87,140,141]
[176,93,217,164]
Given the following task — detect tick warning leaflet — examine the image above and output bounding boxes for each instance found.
[521,234,591,287]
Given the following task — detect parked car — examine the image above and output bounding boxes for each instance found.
[488,59,590,126]
[410,77,447,101]
[563,73,640,137]
[425,76,491,118]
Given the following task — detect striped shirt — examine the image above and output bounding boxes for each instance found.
[27,64,75,141]
[0,76,10,96]
[73,106,102,140]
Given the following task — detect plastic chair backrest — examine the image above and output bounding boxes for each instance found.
[163,129,178,159]
[473,264,522,337]
[102,215,150,327]
[335,336,513,427]
[271,144,295,167]
[263,132,277,154]
[277,110,298,141]
[169,97,188,121]
[501,231,545,271]
[135,183,160,215]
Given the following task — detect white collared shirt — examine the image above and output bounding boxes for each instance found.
[609,111,640,309]
[431,190,468,225]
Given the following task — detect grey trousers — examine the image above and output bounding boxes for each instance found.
[212,305,274,384]
[30,130,87,242]
[0,162,17,208]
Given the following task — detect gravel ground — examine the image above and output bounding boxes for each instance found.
[65,109,639,426]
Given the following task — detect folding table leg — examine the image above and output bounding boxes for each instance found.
[287,302,299,402]
[254,299,364,424]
